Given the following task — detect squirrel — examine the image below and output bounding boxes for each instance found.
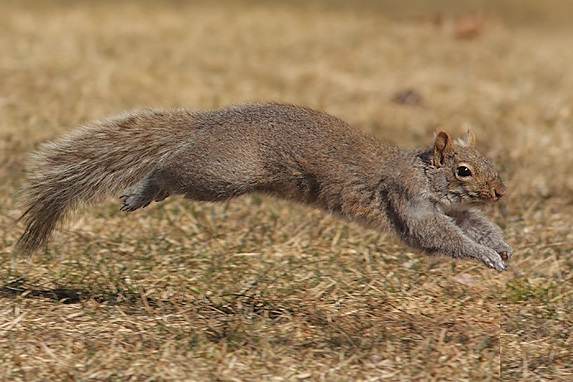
[15,102,512,271]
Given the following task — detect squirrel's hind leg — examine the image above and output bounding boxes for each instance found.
[120,174,170,212]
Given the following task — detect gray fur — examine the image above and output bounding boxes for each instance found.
[16,103,511,270]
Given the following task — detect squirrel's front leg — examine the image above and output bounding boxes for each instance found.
[390,196,507,271]
[448,209,512,261]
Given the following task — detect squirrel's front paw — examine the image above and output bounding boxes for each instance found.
[496,242,512,261]
[477,248,507,272]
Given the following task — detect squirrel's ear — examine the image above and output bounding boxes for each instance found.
[433,131,454,167]
[463,129,476,147]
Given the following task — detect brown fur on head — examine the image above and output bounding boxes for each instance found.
[429,130,506,208]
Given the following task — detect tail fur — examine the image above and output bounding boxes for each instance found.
[15,109,194,254]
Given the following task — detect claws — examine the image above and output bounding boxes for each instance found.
[480,248,508,272]
[119,194,150,212]
[484,259,506,272]
[119,195,133,212]
[489,255,507,271]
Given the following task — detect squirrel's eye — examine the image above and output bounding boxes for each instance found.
[456,166,472,177]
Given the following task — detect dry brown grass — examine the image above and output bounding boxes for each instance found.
[1,0,572,380]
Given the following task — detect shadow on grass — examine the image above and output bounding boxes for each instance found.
[0,278,145,305]
[0,278,297,321]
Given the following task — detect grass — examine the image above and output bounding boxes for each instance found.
[1,0,572,380]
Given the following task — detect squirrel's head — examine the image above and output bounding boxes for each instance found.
[428,130,506,208]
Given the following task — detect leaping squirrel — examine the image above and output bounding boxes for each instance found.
[15,103,512,270]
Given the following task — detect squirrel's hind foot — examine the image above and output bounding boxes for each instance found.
[120,177,169,212]
[120,192,151,212]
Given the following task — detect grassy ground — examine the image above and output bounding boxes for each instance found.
[1,0,572,380]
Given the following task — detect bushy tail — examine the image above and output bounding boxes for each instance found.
[15,109,194,254]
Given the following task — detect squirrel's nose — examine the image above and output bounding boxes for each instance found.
[493,185,505,199]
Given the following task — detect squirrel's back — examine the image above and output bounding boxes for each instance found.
[16,103,397,254]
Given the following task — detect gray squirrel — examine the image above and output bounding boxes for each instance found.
[15,103,512,270]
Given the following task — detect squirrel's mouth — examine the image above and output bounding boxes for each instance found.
[464,189,503,204]
[466,194,495,203]
[451,197,494,210]
[484,192,503,203]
